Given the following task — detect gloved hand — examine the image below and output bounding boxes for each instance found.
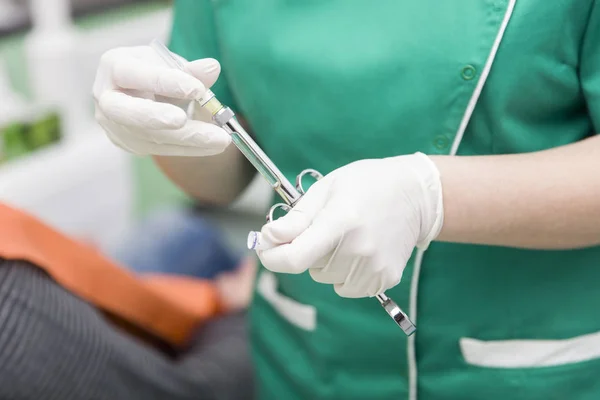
[93,46,231,156]
[256,153,444,298]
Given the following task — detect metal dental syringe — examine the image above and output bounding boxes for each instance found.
[150,40,416,336]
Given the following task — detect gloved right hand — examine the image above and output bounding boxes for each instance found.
[93,46,231,156]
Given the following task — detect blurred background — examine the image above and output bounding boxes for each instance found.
[0,0,270,268]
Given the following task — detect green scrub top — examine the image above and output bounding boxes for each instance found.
[169,1,600,399]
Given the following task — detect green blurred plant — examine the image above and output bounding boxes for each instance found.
[0,112,62,164]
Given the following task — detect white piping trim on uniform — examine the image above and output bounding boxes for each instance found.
[407,248,424,400]
[448,0,518,156]
[460,330,600,368]
[407,1,517,399]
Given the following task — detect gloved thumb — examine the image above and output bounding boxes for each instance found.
[261,178,331,246]
[185,58,221,89]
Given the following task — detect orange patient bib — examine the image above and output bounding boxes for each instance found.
[0,203,222,348]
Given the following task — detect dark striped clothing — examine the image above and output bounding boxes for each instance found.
[0,260,253,400]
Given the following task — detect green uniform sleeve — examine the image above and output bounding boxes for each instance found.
[581,0,600,131]
[168,0,238,110]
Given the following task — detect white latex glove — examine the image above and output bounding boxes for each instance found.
[255,153,444,298]
[93,46,231,156]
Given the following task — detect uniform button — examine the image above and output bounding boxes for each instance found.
[461,65,477,80]
[433,135,449,150]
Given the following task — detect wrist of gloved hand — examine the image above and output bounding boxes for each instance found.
[253,152,444,298]
[400,152,444,249]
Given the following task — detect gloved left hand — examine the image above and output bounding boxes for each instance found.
[256,152,444,298]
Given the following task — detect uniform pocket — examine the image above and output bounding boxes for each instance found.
[460,330,600,368]
[256,271,317,331]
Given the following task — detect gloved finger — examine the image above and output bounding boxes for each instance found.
[333,257,379,298]
[334,261,401,299]
[333,281,371,299]
[98,90,188,130]
[259,210,346,274]
[128,46,220,88]
[128,118,231,149]
[309,263,347,285]
[186,58,221,88]
[112,55,207,100]
[110,132,229,157]
[308,235,348,284]
[99,120,139,154]
[260,179,332,246]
